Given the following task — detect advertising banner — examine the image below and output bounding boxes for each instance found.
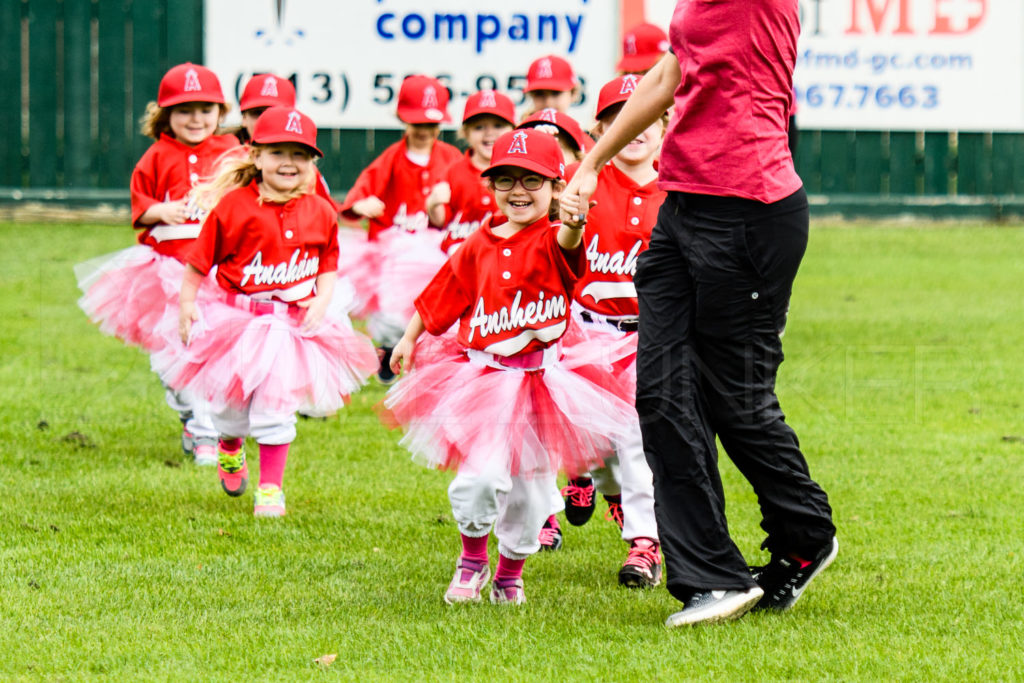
[205,0,618,129]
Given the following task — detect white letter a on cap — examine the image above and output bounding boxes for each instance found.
[184,68,201,92]
[507,131,529,155]
[285,111,303,134]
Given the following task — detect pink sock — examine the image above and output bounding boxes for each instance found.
[219,437,243,451]
[495,554,526,582]
[460,533,489,563]
[257,443,290,488]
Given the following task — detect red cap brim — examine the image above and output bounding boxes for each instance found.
[483,159,562,180]
[524,78,575,93]
[396,105,452,124]
[615,53,661,73]
[252,135,322,157]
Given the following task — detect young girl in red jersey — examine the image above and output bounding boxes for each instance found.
[236,73,339,210]
[383,128,635,605]
[235,73,297,144]
[559,75,668,588]
[425,90,515,255]
[338,75,462,384]
[75,62,240,465]
[153,107,378,517]
[523,55,580,115]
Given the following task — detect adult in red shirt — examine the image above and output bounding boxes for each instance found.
[561,0,836,627]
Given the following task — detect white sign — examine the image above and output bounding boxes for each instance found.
[204,0,618,129]
[645,0,1024,131]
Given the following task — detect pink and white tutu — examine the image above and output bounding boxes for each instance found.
[337,227,382,318]
[151,287,379,417]
[564,305,640,398]
[75,245,187,352]
[337,226,446,338]
[380,334,638,478]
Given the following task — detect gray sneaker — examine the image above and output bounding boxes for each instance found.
[664,586,763,627]
[193,437,218,466]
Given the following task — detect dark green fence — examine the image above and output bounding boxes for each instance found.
[2,0,1023,218]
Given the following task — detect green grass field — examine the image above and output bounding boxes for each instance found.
[1,220,1023,681]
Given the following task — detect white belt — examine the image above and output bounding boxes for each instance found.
[149,223,202,241]
[571,301,638,331]
[466,344,560,371]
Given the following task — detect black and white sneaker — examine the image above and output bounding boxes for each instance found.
[753,537,838,611]
[664,586,764,627]
[560,477,596,526]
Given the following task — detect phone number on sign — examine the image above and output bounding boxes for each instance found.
[795,84,939,110]
[234,72,588,114]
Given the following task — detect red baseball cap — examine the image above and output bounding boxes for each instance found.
[157,63,226,107]
[517,108,589,153]
[595,75,641,119]
[462,89,516,126]
[616,23,670,73]
[484,128,565,180]
[524,55,577,93]
[252,107,322,157]
[240,73,297,112]
[396,75,452,124]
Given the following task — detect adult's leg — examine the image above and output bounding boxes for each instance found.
[635,194,756,602]
[691,189,834,557]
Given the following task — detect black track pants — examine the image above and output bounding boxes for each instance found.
[633,188,835,602]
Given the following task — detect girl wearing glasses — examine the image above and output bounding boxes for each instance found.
[381,128,635,606]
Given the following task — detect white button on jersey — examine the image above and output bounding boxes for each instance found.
[188,154,198,164]
[633,197,642,205]
[285,230,294,239]
[502,271,511,279]
[630,217,640,225]
[482,197,491,205]
[190,172,199,183]
[503,248,512,256]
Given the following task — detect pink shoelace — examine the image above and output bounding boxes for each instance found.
[560,481,595,508]
[605,501,624,529]
[623,539,660,571]
[538,525,560,545]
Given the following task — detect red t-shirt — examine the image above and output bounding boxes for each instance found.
[130,133,242,259]
[186,181,339,303]
[658,0,802,203]
[339,137,462,240]
[416,215,584,358]
[571,162,665,318]
[437,150,497,254]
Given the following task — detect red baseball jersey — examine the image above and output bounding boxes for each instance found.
[416,215,584,358]
[339,137,462,240]
[130,133,242,259]
[570,162,665,318]
[186,181,339,303]
[437,150,496,254]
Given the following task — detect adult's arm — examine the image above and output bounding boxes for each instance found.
[560,52,681,226]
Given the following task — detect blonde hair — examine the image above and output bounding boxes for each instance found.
[194,143,316,210]
[139,101,231,140]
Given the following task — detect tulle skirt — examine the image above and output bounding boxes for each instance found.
[151,286,379,417]
[74,245,185,352]
[565,307,639,398]
[337,226,446,332]
[380,331,637,478]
